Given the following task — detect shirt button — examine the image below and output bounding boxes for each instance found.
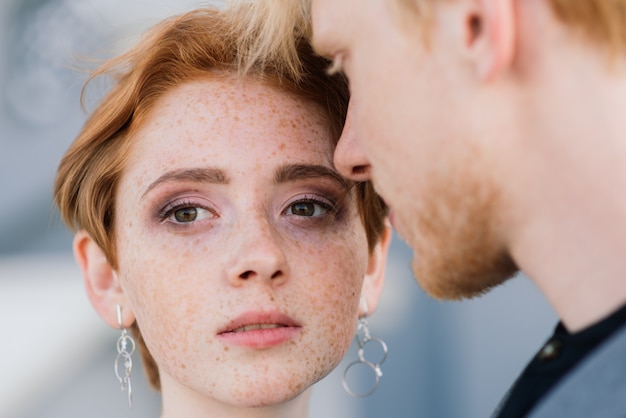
[537,338,563,362]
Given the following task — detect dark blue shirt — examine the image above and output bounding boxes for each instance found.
[495,303,626,418]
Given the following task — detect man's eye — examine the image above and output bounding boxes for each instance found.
[289,200,331,217]
[326,54,344,75]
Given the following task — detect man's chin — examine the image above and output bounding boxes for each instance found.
[410,251,519,301]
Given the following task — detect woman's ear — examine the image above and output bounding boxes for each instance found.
[464,0,516,81]
[73,230,135,329]
[360,220,392,316]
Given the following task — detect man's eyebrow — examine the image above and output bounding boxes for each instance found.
[274,163,352,190]
[142,167,229,197]
[310,38,325,56]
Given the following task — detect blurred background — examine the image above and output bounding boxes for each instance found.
[0,1,558,417]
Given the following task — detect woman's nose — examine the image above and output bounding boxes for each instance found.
[225,216,289,287]
[334,102,372,182]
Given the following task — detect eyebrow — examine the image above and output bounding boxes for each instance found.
[142,164,351,198]
[274,164,352,191]
[310,39,325,57]
[142,167,229,197]
[309,33,329,58]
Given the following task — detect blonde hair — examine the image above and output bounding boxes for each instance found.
[231,0,626,73]
[54,6,386,390]
[549,0,626,54]
[227,0,311,78]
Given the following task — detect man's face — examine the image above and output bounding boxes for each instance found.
[312,0,517,299]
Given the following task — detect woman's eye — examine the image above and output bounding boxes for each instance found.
[289,200,331,217]
[170,206,211,223]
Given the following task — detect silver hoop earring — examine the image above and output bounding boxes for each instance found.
[342,299,388,398]
[114,304,136,409]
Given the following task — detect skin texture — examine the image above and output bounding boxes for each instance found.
[311,0,626,331]
[313,0,517,300]
[74,76,389,417]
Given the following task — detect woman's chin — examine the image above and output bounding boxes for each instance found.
[224,383,310,408]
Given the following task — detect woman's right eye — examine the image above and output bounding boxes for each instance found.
[162,205,213,224]
[173,207,198,223]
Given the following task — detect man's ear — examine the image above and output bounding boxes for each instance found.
[73,230,134,329]
[464,0,516,81]
[360,221,392,316]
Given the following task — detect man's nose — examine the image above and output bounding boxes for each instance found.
[334,102,372,181]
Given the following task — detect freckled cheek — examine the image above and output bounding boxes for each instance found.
[115,227,220,375]
[122,264,219,383]
[296,239,367,354]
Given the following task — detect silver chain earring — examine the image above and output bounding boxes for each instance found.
[342,298,388,398]
[114,304,136,409]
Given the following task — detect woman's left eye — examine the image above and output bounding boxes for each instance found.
[288,199,333,217]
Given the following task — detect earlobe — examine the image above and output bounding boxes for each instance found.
[73,230,134,329]
[467,0,516,81]
[360,221,392,316]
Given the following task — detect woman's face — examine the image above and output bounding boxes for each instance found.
[114,77,370,406]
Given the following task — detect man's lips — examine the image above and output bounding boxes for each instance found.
[217,311,302,349]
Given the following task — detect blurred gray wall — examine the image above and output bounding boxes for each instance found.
[0,1,557,417]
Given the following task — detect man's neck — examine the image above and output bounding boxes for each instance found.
[510,73,626,331]
[512,208,626,332]
[504,55,626,333]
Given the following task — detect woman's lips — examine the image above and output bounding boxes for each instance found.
[217,311,302,349]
